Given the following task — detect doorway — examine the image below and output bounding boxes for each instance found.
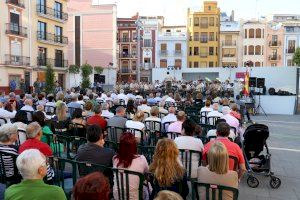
[24,71,30,93]
[58,73,65,90]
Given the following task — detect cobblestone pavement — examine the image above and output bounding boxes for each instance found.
[239,115,300,200]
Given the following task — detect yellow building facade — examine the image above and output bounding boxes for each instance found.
[32,0,69,88]
[187,1,220,68]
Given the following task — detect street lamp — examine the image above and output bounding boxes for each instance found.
[107,62,113,85]
[135,18,143,82]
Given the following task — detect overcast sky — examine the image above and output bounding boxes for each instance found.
[116,0,300,25]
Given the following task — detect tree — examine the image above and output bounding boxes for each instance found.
[81,63,93,89]
[68,64,80,86]
[94,66,104,74]
[45,64,55,94]
[293,47,300,66]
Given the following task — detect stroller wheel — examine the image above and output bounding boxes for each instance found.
[270,177,281,189]
[247,176,259,188]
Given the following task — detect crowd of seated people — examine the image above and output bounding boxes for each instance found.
[0,88,249,200]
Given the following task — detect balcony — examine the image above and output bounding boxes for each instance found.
[6,0,25,9]
[269,41,281,47]
[159,50,168,56]
[37,31,68,45]
[223,54,236,58]
[118,38,132,43]
[120,68,130,73]
[174,50,182,56]
[6,23,27,38]
[5,54,30,66]
[200,54,208,58]
[142,63,155,70]
[119,53,137,58]
[221,41,237,47]
[200,38,208,43]
[269,55,281,61]
[143,43,153,48]
[37,57,68,68]
[286,48,295,54]
[36,5,68,22]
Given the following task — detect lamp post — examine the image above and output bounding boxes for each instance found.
[135,18,143,82]
[107,62,113,86]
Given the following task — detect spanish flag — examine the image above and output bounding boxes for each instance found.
[244,68,250,96]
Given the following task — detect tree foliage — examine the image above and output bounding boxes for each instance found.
[293,47,300,66]
[81,63,93,89]
[68,64,80,74]
[45,64,55,94]
[94,66,104,74]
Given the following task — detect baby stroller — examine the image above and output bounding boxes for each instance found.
[243,124,281,189]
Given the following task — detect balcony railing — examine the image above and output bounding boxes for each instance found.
[118,38,131,42]
[200,38,208,43]
[159,50,168,56]
[36,5,68,21]
[37,57,68,68]
[143,43,153,48]
[223,54,236,58]
[120,68,130,73]
[221,41,237,46]
[119,53,137,58]
[269,55,281,61]
[6,23,27,37]
[200,54,208,58]
[142,63,155,70]
[37,31,68,45]
[174,50,182,56]
[287,48,295,54]
[5,54,30,66]
[6,0,25,8]
[269,41,281,47]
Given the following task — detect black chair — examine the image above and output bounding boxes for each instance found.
[188,114,200,124]
[162,121,175,132]
[45,105,56,115]
[207,116,221,126]
[199,123,216,136]
[69,123,86,138]
[0,118,7,126]
[178,149,202,180]
[158,112,167,119]
[137,145,155,164]
[125,128,146,145]
[0,151,21,186]
[230,126,237,135]
[67,107,77,118]
[191,180,239,200]
[119,99,126,105]
[24,111,33,123]
[107,126,125,143]
[16,129,26,146]
[165,132,181,140]
[200,111,209,124]
[144,120,161,133]
[143,112,150,118]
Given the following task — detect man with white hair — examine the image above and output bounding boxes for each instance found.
[117,89,128,104]
[20,99,34,112]
[221,106,239,131]
[161,106,177,127]
[4,149,66,200]
[207,103,223,119]
[101,103,114,119]
[0,99,16,123]
[19,122,52,157]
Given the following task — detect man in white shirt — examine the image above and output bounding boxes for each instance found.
[165,93,175,103]
[126,91,136,100]
[161,107,177,130]
[137,99,151,114]
[20,99,35,122]
[117,89,128,104]
[101,103,114,119]
[0,100,16,124]
[221,106,239,132]
[207,103,223,125]
[200,100,213,113]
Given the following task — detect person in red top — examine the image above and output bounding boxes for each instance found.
[87,105,107,130]
[202,122,246,179]
[19,122,52,157]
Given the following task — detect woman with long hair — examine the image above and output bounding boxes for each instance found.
[149,139,189,199]
[52,102,70,134]
[125,111,145,142]
[197,142,238,200]
[125,99,136,119]
[113,133,150,200]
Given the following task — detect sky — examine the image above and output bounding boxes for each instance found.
[115,0,300,25]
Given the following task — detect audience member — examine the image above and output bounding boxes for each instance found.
[87,105,107,130]
[154,190,183,200]
[13,110,28,144]
[101,103,114,119]
[168,111,186,133]
[107,106,127,129]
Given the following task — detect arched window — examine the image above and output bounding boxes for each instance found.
[248,45,254,55]
[255,62,261,67]
[256,29,261,38]
[244,29,247,38]
[249,29,255,38]
[255,45,261,55]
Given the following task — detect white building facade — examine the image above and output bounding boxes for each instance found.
[283,21,300,66]
[242,21,267,67]
[155,26,187,77]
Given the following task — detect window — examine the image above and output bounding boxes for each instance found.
[209,47,214,55]
[249,29,254,38]
[255,45,261,55]
[248,45,254,55]
[175,43,181,51]
[271,35,278,46]
[256,29,261,38]
[160,43,167,50]
[244,46,247,55]
[209,17,214,26]
[160,59,167,68]
[194,32,199,41]
[37,21,47,40]
[225,35,233,45]
[38,0,46,14]
[189,47,192,56]
[75,16,81,66]
[209,32,214,41]
[200,32,208,43]
[194,17,199,26]
[55,50,63,67]
[244,29,247,38]
[200,62,207,67]
[194,62,199,68]
[144,39,151,47]
[175,59,182,69]
[194,47,199,55]
[189,62,192,68]
[200,17,208,28]
[255,62,261,67]
[216,47,218,56]
[54,2,62,19]
[287,59,294,66]
[131,61,136,70]
[209,61,214,68]
[37,47,47,66]
[55,26,63,43]
[223,49,236,57]
[200,47,208,57]
[288,40,296,53]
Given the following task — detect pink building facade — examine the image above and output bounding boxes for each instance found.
[266,22,284,67]
[67,0,117,87]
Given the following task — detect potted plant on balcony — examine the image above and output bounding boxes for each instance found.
[293,47,300,66]
[81,63,93,89]
[45,64,55,94]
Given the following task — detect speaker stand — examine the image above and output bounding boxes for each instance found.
[255,88,267,118]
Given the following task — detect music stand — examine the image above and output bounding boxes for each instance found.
[255,78,267,117]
